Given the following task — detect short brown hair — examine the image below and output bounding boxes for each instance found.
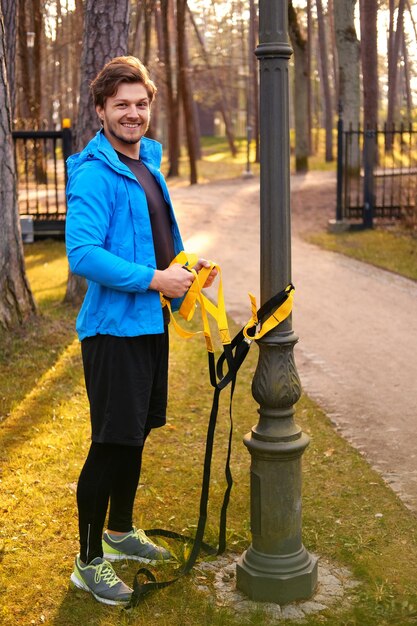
[91,56,157,108]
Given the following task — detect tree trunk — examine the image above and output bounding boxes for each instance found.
[129,2,143,56]
[17,0,33,122]
[288,2,309,172]
[0,7,37,328]
[360,0,378,130]
[1,0,17,114]
[71,0,84,124]
[161,0,180,177]
[143,0,156,67]
[386,0,405,139]
[327,0,339,102]
[316,0,333,161]
[177,0,198,184]
[306,0,313,154]
[401,20,412,124]
[334,0,360,169]
[64,0,130,305]
[142,0,158,139]
[32,0,47,182]
[32,0,42,127]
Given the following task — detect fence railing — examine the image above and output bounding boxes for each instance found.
[12,127,72,237]
[336,118,417,229]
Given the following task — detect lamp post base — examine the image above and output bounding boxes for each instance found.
[236,546,318,604]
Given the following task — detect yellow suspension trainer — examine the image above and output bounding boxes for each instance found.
[127,252,294,608]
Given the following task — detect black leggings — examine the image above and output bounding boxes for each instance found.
[76,434,149,564]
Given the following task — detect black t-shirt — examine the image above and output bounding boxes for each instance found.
[116,151,175,271]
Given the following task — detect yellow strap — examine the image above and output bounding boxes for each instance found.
[162,252,293,350]
[161,252,231,352]
[242,286,294,341]
[179,264,213,322]
[161,297,203,340]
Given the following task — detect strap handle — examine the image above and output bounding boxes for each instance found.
[161,252,231,352]
[243,284,294,341]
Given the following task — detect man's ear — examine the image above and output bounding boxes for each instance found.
[96,105,104,125]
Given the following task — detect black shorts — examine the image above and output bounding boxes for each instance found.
[81,329,169,446]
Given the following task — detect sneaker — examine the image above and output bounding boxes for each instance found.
[70,555,132,606]
[103,527,172,564]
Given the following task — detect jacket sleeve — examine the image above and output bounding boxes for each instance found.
[65,162,155,293]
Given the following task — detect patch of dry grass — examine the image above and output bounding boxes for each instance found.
[308,228,417,281]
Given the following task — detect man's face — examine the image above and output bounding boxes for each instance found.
[96,82,150,157]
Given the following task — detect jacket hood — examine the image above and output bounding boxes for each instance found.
[66,129,163,178]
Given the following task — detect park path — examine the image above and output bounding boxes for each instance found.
[170,172,417,513]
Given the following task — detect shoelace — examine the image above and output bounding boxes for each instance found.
[94,560,120,587]
[133,528,157,547]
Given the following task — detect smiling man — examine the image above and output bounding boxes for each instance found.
[96,82,150,154]
[65,56,216,606]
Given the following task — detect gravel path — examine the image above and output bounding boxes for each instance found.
[170,172,417,513]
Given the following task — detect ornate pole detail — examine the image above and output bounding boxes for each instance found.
[236,0,318,603]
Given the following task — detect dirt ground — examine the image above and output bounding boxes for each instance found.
[170,171,417,514]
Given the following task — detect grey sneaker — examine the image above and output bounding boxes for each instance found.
[103,527,172,564]
[70,556,132,606]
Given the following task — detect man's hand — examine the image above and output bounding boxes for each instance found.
[193,258,218,288]
[149,263,194,298]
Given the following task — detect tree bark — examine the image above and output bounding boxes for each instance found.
[386,0,405,137]
[177,0,198,184]
[32,0,42,127]
[401,19,412,123]
[0,0,17,114]
[64,0,130,305]
[161,0,180,177]
[316,0,333,161]
[129,2,143,56]
[17,0,33,122]
[0,7,37,328]
[327,0,339,102]
[143,0,156,67]
[71,0,84,123]
[334,0,360,169]
[288,2,309,172]
[360,0,378,130]
[306,0,313,154]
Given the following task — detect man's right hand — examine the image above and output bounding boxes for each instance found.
[149,263,194,298]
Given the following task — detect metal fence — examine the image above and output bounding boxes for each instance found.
[12,128,72,237]
[336,118,417,229]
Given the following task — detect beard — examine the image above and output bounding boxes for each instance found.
[107,119,149,146]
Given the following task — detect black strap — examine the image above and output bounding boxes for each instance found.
[125,285,293,609]
[126,386,222,608]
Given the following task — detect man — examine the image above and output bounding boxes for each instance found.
[65,56,216,606]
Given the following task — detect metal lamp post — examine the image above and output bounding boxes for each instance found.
[236,0,318,604]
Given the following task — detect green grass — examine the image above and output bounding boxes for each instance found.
[308,228,417,282]
[1,241,417,625]
[162,137,260,185]
[161,132,336,185]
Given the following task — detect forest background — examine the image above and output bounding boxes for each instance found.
[1,0,417,326]
[0,0,416,333]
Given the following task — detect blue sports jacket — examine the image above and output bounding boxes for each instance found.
[65,130,184,340]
